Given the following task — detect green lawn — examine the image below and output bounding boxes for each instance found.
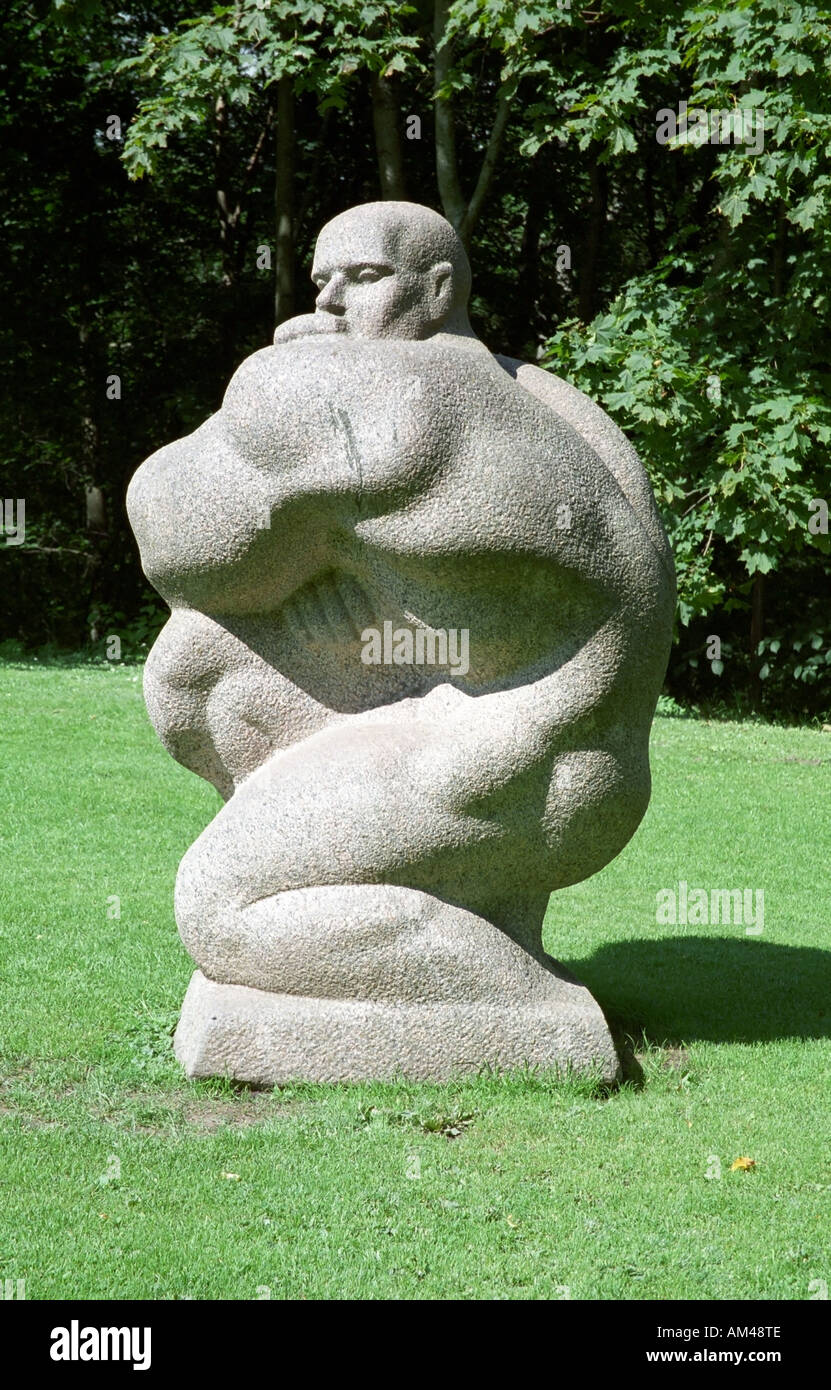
[1,661,829,1300]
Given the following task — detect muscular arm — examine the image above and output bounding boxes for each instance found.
[126,346,363,616]
[127,337,458,618]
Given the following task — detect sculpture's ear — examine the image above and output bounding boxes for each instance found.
[429,261,454,322]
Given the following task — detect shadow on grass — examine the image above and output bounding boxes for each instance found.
[564,936,831,1047]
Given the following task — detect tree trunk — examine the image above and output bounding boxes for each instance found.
[506,151,548,357]
[745,203,786,709]
[459,84,511,243]
[643,149,658,269]
[433,0,466,231]
[433,0,513,245]
[749,572,765,710]
[371,70,406,199]
[213,94,237,290]
[274,75,295,327]
[212,93,240,379]
[78,314,109,641]
[85,485,106,533]
[578,156,607,322]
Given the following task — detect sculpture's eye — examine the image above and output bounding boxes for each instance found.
[357,267,384,283]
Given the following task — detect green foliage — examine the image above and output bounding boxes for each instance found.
[536,0,831,716]
[755,602,831,704]
[89,598,169,658]
[544,254,831,626]
[440,0,572,98]
[3,0,830,717]
[118,0,423,178]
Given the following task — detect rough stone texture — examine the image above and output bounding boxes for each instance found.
[127,200,674,1084]
[174,965,620,1086]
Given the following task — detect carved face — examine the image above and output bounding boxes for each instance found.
[310,214,452,339]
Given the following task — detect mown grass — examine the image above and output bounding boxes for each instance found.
[0,662,829,1300]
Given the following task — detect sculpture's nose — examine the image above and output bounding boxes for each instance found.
[316,275,346,316]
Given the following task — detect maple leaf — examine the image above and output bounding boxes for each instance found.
[731,1156,757,1172]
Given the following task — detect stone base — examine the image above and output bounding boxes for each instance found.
[173,969,620,1085]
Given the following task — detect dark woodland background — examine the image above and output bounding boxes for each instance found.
[2,0,830,717]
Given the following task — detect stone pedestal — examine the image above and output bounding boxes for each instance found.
[174,967,620,1086]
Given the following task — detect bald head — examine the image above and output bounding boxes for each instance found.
[310,202,473,340]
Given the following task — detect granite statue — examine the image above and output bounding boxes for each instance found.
[126,201,675,1084]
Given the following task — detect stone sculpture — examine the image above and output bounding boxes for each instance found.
[127,201,674,1085]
